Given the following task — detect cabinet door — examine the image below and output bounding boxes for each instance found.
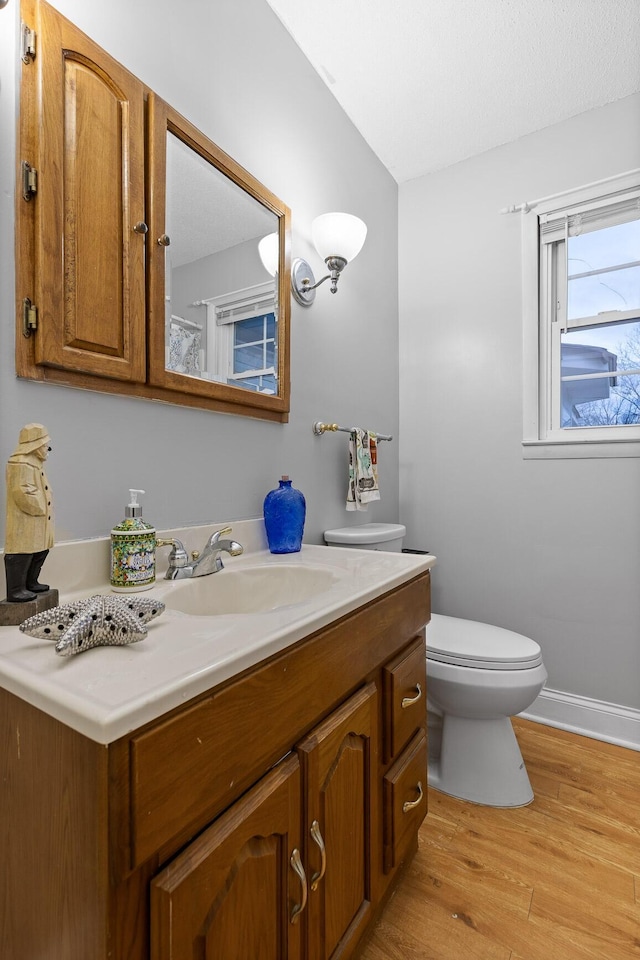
[151,753,303,960]
[297,683,378,960]
[33,0,146,381]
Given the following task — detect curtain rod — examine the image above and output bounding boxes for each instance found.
[170,314,203,331]
[500,167,640,215]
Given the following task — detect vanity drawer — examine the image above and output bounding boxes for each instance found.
[382,730,427,873]
[382,633,426,762]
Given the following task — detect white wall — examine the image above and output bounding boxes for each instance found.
[399,94,640,711]
[0,0,399,544]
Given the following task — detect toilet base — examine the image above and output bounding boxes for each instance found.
[428,714,534,807]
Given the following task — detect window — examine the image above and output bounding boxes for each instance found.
[522,169,640,458]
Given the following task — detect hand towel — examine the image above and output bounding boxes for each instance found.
[346,429,380,511]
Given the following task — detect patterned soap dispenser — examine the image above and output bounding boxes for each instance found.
[263,476,306,554]
[110,489,156,592]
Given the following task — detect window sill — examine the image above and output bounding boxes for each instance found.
[522,439,640,460]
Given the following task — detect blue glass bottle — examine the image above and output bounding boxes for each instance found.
[263,476,306,554]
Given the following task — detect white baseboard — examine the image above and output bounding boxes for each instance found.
[519,686,640,752]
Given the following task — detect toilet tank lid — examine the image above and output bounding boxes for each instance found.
[427,614,542,667]
[324,522,406,544]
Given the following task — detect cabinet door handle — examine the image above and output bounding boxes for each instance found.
[309,819,327,891]
[402,780,424,813]
[157,233,171,246]
[401,682,422,708]
[289,848,308,924]
[132,221,148,234]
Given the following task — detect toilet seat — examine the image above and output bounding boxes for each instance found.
[426,613,542,671]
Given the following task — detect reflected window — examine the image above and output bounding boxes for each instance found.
[229,312,277,394]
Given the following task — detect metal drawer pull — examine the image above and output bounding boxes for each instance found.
[401,682,422,708]
[402,780,424,813]
[309,819,327,891]
[289,848,308,924]
[132,221,148,234]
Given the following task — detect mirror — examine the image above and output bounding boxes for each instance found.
[148,95,291,416]
[165,133,279,394]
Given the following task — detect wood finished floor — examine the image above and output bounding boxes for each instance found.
[360,718,640,960]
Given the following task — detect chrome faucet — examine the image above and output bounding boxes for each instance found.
[157,526,244,580]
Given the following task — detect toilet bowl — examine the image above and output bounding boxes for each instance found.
[426,614,547,807]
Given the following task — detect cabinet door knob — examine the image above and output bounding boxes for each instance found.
[309,819,327,891]
[157,233,171,246]
[133,221,148,234]
[289,848,308,924]
[401,682,422,709]
[402,780,424,814]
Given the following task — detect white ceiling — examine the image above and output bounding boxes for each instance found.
[264,0,640,184]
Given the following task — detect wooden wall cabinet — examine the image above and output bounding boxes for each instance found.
[16,0,291,422]
[0,572,430,960]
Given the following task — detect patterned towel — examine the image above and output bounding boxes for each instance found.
[168,325,201,375]
[346,429,380,511]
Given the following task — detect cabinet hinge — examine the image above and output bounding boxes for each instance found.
[22,161,37,201]
[22,298,38,338]
[21,23,36,63]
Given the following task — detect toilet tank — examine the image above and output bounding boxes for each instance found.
[323,522,406,552]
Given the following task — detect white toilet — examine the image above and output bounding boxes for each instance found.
[426,614,547,807]
[323,524,547,808]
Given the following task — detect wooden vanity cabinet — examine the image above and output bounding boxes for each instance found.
[0,571,430,960]
[151,683,377,960]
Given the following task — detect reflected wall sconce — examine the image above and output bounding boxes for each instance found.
[292,212,367,306]
[258,232,279,278]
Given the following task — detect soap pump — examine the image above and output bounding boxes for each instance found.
[110,489,156,592]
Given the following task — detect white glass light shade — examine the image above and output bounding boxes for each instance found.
[258,232,279,277]
[311,212,367,263]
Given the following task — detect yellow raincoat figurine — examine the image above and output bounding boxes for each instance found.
[4,423,54,603]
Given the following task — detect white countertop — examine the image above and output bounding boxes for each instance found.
[0,520,435,744]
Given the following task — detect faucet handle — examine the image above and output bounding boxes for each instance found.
[209,525,233,544]
[157,538,189,568]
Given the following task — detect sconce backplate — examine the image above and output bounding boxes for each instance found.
[291,258,316,306]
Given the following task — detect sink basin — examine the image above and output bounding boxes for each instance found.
[161,564,338,616]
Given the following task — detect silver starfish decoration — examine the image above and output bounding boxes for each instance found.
[19,595,165,657]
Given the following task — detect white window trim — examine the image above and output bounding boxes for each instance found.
[521,168,640,459]
[196,281,276,383]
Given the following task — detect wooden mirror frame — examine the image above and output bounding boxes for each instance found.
[15,0,291,423]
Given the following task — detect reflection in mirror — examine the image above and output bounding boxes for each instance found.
[165,132,280,394]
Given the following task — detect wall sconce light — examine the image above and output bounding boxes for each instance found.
[258,233,279,278]
[291,212,367,307]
